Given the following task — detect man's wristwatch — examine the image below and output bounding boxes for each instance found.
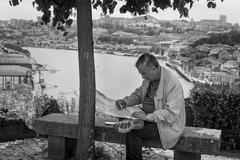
[146,114,154,122]
[146,114,149,121]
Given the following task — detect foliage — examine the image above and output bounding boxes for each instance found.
[98,35,134,44]
[56,90,117,119]
[187,82,240,150]
[0,91,35,128]
[9,0,223,30]
[95,23,160,36]
[191,30,240,47]
[56,90,79,115]
[0,91,70,128]
[123,27,144,35]
[144,27,157,36]
[149,45,164,55]
[195,57,213,66]
[0,89,114,127]
[2,43,31,56]
[34,94,64,117]
[94,145,112,160]
[96,23,124,33]
[168,49,178,59]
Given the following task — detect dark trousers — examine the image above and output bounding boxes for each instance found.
[126,121,161,160]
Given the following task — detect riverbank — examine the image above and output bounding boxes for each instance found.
[166,61,192,82]
[23,45,107,54]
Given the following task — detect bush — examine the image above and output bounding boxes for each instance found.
[195,58,213,66]
[187,82,240,150]
[98,35,134,44]
[123,28,144,35]
[57,91,79,115]
[149,45,164,55]
[98,35,112,43]
[0,91,35,128]
[0,91,65,128]
[191,30,240,47]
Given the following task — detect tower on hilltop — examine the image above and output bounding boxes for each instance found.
[219,15,227,25]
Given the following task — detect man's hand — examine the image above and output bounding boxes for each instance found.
[115,99,127,110]
[131,111,147,121]
[114,120,133,133]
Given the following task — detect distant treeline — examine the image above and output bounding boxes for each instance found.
[97,35,134,44]
[191,30,240,47]
[2,43,31,56]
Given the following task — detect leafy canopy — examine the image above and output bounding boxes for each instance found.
[9,0,223,29]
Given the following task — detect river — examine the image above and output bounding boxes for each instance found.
[27,47,193,99]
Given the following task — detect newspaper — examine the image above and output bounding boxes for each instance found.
[96,90,142,119]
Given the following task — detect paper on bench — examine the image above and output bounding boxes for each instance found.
[96,90,142,119]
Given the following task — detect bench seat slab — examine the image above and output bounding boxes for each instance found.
[34,113,221,159]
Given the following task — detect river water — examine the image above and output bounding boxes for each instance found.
[27,47,193,99]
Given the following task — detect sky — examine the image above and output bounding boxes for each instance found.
[0,0,239,24]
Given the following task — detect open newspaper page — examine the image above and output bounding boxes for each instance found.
[96,90,142,119]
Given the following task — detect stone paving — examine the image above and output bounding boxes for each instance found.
[0,138,47,160]
[0,138,239,160]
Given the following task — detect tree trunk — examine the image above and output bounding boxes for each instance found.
[76,0,95,159]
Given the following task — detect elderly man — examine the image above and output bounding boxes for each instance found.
[116,53,185,160]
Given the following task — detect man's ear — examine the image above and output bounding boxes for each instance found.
[152,66,158,70]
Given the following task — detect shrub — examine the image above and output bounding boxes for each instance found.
[149,45,164,55]
[57,90,79,115]
[0,91,65,128]
[97,35,134,44]
[98,35,112,43]
[187,82,240,150]
[0,91,35,128]
[191,30,240,47]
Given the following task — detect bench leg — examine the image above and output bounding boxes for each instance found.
[48,136,77,159]
[48,136,67,159]
[174,151,201,160]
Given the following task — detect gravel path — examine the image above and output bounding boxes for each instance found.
[0,138,239,160]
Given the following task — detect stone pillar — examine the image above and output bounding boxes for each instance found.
[48,136,67,159]
[174,151,201,160]
[48,136,77,159]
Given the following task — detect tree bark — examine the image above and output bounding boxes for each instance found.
[76,0,95,159]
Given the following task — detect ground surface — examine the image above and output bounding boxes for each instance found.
[0,138,239,160]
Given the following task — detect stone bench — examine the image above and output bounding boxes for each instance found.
[34,113,222,160]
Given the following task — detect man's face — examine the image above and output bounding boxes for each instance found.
[137,64,157,81]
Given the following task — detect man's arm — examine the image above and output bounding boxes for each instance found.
[123,86,142,106]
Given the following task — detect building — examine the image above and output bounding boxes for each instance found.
[0,20,8,28]
[8,19,34,28]
[128,15,161,28]
[211,72,237,84]
[93,15,128,27]
[169,20,192,31]
[9,19,18,26]
[191,15,229,32]
[219,15,227,26]
[37,16,42,23]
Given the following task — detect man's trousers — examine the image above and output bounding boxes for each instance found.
[126,121,162,160]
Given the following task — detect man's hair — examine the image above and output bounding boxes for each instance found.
[135,52,159,68]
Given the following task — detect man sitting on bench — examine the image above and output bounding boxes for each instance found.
[115,52,186,160]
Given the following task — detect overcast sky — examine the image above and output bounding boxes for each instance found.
[0,0,239,24]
